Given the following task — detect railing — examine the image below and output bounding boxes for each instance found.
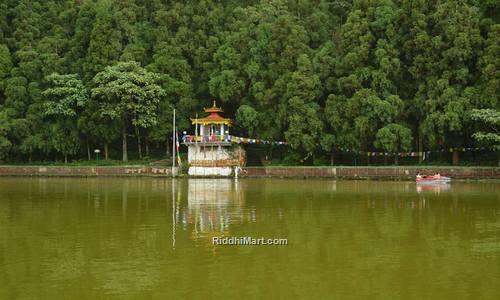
[190,159,240,167]
[183,135,232,144]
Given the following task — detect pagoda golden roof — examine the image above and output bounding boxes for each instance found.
[204,100,224,113]
[191,100,232,126]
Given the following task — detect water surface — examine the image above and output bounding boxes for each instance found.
[0,178,499,299]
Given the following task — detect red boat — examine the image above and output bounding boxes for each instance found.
[416,175,451,183]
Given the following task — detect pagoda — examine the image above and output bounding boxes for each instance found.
[183,101,246,176]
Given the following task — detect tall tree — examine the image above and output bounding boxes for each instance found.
[475,24,499,109]
[0,0,7,43]
[283,54,322,159]
[236,104,259,137]
[43,73,88,163]
[0,0,497,165]
[374,123,413,164]
[0,44,12,94]
[67,0,96,75]
[325,0,404,156]
[91,61,165,161]
[470,109,500,151]
[84,0,122,81]
[0,109,12,160]
[403,0,482,164]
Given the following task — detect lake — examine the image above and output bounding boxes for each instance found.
[0,178,499,299]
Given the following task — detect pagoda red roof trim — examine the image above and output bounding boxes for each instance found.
[199,112,229,121]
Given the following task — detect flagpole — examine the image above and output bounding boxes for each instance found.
[172,108,176,177]
[195,113,198,145]
[176,128,181,166]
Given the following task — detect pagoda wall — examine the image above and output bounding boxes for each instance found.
[187,144,245,176]
[188,167,234,176]
[187,145,244,164]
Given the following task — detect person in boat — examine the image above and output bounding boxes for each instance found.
[416,171,429,179]
[434,173,441,179]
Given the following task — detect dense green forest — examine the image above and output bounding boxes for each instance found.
[0,0,498,165]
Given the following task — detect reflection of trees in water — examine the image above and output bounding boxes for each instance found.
[0,178,169,298]
[0,178,499,298]
[40,179,164,297]
[88,235,161,296]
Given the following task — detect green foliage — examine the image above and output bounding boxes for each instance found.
[402,0,483,150]
[236,105,259,136]
[325,0,405,152]
[470,109,500,150]
[375,124,413,153]
[284,54,322,155]
[0,0,497,165]
[83,0,122,81]
[43,73,88,117]
[91,61,165,161]
[0,44,12,91]
[4,74,29,116]
[91,61,164,129]
[43,73,88,162]
[374,123,413,164]
[0,109,12,160]
[476,24,499,109]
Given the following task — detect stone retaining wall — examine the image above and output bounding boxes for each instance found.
[240,167,500,179]
[0,166,173,177]
[0,166,498,179]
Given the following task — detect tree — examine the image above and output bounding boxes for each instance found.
[320,133,336,166]
[283,54,322,159]
[475,24,499,109]
[43,73,88,163]
[78,99,120,160]
[11,0,41,51]
[67,0,96,75]
[403,0,483,164]
[91,61,165,161]
[3,70,29,116]
[147,100,173,157]
[236,105,258,136]
[325,1,404,160]
[470,109,500,151]
[325,90,404,155]
[0,0,497,165]
[374,123,413,165]
[0,109,12,160]
[83,0,122,81]
[0,44,12,92]
[208,1,313,147]
[0,0,7,43]
[148,43,194,156]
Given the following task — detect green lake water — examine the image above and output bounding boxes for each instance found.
[0,178,499,299]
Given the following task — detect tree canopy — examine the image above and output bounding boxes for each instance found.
[0,0,498,164]
[471,109,500,150]
[91,61,165,161]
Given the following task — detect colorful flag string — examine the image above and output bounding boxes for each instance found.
[336,147,495,157]
[229,135,287,146]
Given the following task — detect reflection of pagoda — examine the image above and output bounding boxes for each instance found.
[183,101,246,176]
[183,179,252,243]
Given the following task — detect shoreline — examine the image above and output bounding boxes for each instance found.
[0,165,499,179]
